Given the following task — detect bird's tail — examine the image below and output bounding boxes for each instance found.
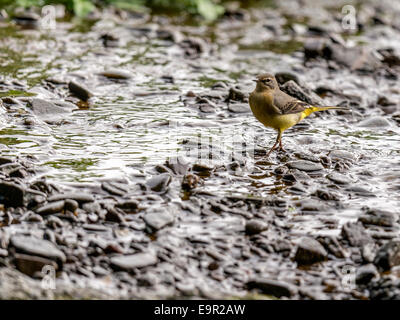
[312,106,348,112]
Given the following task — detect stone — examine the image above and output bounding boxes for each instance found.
[36,200,65,215]
[47,192,94,203]
[110,252,158,271]
[287,160,323,172]
[0,182,25,207]
[247,279,296,298]
[280,80,322,106]
[146,173,171,192]
[358,116,391,128]
[374,241,400,271]
[10,235,66,264]
[99,69,132,80]
[356,264,378,285]
[294,237,327,265]
[327,172,352,185]
[143,210,174,230]
[341,222,373,247]
[228,103,250,113]
[68,81,93,101]
[14,253,58,277]
[358,208,398,227]
[245,219,268,235]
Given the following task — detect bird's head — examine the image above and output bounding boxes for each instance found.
[253,73,278,92]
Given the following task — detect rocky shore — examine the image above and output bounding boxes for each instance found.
[1,0,400,299]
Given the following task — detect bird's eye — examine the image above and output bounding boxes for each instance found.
[262,79,271,83]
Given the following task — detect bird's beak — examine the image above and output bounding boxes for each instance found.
[252,79,258,82]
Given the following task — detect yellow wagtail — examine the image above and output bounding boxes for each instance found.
[249,73,347,156]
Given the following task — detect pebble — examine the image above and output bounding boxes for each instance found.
[0,182,25,207]
[36,200,65,215]
[287,160,323,172]
[47,192,94,203]
[10,235,66,264]
[356,264,378,285]
[358,208,398,227]
[143,210,174,231]
[358,116,391,128]
[245,219,268,235]
[14,253,58,277]
[228,103,250,113]
[374,241,400,271]
[68,81,93,101]
[341,222,374,247]
[146,173,171,192]
[110,252,158,271]
[247,278,296,298]
[99,69,132,80]
[294,237,328,265]
[327,172,352,185]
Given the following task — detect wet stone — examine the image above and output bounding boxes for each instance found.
[245,219,268,236]
[328,150,355,162]
[14,253,58,277]
[228,103,250,113]
[341,222,373,247]
[358,208,398,227]
[287,160,323,172]
[47,192,94,203]
[143,210,174,231]
[247,279,296,298]
[68,81,93,101]
[358,116,391,128]
[280,80,322,106]
[146,173,171,192]
[226,87,247,102]
[36,200,65,215]
[0,181,25,207]
[64,199,78,213]
[116,200,139,213]
[374,241,400,272]
[101,181,128,196]
[10,235,66,264]
[327,172,352,185]
[110,252,158,271]
[99,69,132,80]
[294,237,328,265]
[356,264,378,285]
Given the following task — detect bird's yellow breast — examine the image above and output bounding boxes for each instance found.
[249,91,302,131]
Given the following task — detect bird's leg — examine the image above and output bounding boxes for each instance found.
[266,130,282,157]
[278,137,285,152]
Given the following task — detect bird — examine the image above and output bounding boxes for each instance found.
[249,73,347,157]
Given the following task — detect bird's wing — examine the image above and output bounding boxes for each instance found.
[273,90,311,115]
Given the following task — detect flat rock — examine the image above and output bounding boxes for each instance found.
[294,237,327,265]
[10,235,66,264]
[287,160,323,172]
[341,222,373,247]
[14,253,58,277]
[228,103,250,113]
[245,219,268,235]
[143,210,174,230]
[0,181,25,207]
[247,279,296,298]
[146,173,171,192]
[68,81,93,101]
[358,208,398,227]
[36,200,65,215]
[358,116,391,128]
[47,192,94,203]
[356,264,378,285]
[110,252,158,271]
[99,69,132,80]
[374,241,400,271]
[327,172,352,184]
